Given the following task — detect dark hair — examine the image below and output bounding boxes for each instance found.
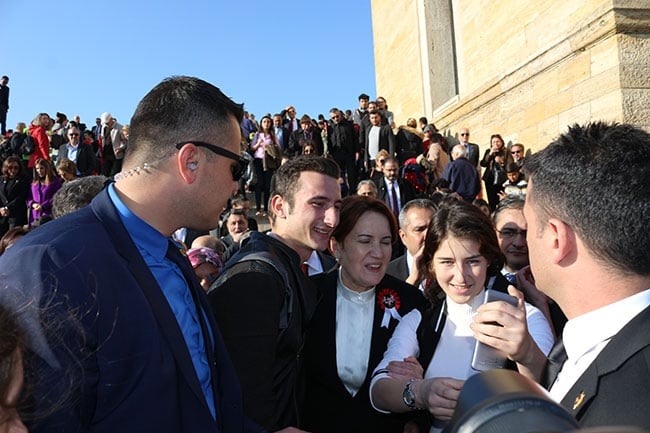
[505,162,520,173]
[429,132,449,153]
[270,156,340,212]
[0,227,29,255]
[419,117,428,125]
[0,304,24,407]
[525,121,650,275]
[492,196,525,223]
[230,194,250,207]
[332,195,398,245]
[418,200,505,304]
[226,208,247,221]
[128,76,244,162]
[1,157,23,178]
[52,175,109,218]
[358,93,369,101]
[490,134,505,147]
[32,158,57,185]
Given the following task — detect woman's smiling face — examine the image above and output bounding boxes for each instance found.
[431,234,488,304]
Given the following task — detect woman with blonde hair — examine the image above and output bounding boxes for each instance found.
[27,113,52,170]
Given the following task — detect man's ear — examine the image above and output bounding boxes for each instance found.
[176,143,200,184]
[547,218,577,265]
[269,195,286,219]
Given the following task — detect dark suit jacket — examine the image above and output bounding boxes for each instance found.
[387,254,409,281]
[364,124,396,163]
[303,270,428,433]
[556,304,650,428]
[0,188,261,433]
[287,127,324,156]
[56,142,98,176]
[376,177,417,209]
[454,142,480,168]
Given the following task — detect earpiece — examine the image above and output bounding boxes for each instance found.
[188,162,198,171]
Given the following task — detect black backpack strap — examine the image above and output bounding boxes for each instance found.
[213,250,294,332]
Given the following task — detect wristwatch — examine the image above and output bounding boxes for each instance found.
[402,379,420,410]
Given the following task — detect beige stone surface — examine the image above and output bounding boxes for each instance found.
[371,0,650,151]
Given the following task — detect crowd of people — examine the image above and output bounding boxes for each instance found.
[0,74,648,433]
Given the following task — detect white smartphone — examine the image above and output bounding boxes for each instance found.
[471,289,518,371]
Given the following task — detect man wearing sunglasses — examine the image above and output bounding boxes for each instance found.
[457,127,480,169]
[0,76,264,433]
[55,126,98,176]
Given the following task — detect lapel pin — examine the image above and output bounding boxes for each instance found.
[573,391,585,410]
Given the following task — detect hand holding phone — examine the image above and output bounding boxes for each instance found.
[471,289,518,371]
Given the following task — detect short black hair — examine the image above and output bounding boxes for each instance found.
[525,122,650,275]
[358,93,369,101]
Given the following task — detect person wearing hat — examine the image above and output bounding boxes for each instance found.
[99,112,126,176]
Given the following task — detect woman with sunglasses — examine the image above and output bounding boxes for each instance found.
[0,156,28,238]
[370,199,553,433]
[28,158,62,226]
[249,115,281,216]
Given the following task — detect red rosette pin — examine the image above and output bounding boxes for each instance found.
[377,288,402,328]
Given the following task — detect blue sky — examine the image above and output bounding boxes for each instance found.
[1,0,376,129]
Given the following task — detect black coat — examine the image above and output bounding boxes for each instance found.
[303,270,427,433]
[0,176,28,236]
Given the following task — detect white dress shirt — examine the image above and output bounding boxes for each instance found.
[336,270,375,396]
[549,288,650,402]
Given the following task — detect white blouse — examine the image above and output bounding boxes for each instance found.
[370,289,554,412]
[336,271,376,396]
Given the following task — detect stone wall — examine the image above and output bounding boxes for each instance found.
[371,0,650,153]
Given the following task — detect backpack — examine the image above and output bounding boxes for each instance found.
[400,157,427,193]
[21,134,35,155]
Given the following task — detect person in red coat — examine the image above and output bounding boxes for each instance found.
[27,113,52,169]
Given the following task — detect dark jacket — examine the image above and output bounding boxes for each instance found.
[555,305,650,428]
[56,142,98,176]
[442,157,480,201]
[287,127,324,157]
[395,127,423,165]
[209,231,319,431]
[0,176,28,236]
[303,270,427,433]
[0,187,262,433]
[327,118,357,156]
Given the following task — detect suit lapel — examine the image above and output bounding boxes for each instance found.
[90,188,209,412]
[560,305,650,418]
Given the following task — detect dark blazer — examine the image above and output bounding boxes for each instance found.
[0,188,261,433]
[376,177,417,209]
[454,142,480,168]
[387,254,409,281]
[56,142,98,176]
[556,304,650,428]
[274,125,290,151]
[0,176,28,235]
[303,270,428,433]
[364,124,396,163]
[287,126,324,157]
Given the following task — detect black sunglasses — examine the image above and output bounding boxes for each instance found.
[175,141,246,181]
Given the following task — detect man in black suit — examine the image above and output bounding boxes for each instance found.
[273,113,290,152]
[0,76,9,136]
[328,108,359,192]
[375,157,416,217]
[287,115,324,157]
[526,122,650,429]
[387,198,437,286]
[456,127,480,168]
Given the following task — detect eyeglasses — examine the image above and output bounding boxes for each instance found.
[378,159,386,164]
[511,150,522,154]
[175,141,247,181]
[68,133,79,137]
[497,228,527,239]
[460,133,470,136]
